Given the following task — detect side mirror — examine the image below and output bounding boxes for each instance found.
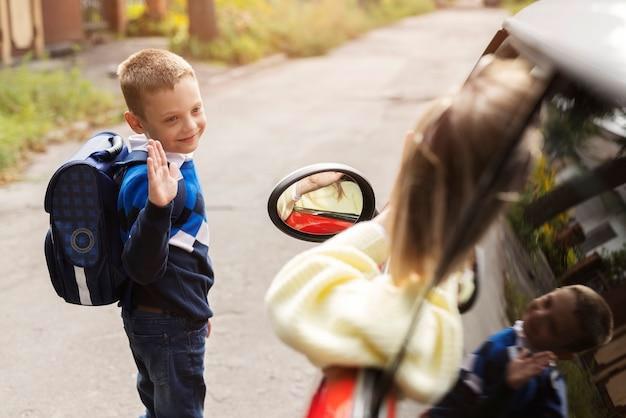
[268,164,377,242]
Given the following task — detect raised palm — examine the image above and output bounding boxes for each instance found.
[147,139,180,207]
[506,348,556,389]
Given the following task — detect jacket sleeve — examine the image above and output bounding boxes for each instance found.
[265,220,464,404]
[468,343,516,418]
[526,370,568,418]
[428,339,516,418]
[118,169,173,285]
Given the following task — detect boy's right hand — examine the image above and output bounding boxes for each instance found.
[146,139,180,208]
[506,348,556,390]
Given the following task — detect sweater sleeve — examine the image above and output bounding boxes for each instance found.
[118,168,173,285]
[277,184,297,221]
[265,220,464,403]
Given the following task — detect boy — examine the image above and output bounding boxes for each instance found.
[116,49,214,418]
[425,285,613,418]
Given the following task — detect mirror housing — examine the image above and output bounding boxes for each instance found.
[268,163,376,242]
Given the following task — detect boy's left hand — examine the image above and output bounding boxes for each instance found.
[506,348,556,389]
[206,319,211,338]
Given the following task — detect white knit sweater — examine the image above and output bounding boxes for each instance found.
[265,221,464,403]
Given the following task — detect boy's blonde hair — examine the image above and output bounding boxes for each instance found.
[565,285,613,353]
[117,48,196,118]
[388,56,546,285]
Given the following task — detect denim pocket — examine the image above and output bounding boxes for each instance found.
[131,332,169,385]
[171,325,206,378]
[187,325,207,376]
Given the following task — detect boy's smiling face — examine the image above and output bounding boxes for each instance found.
[522,288,582,355]
[125,75,206,154]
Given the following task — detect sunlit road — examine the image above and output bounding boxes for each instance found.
[0,6,508,417]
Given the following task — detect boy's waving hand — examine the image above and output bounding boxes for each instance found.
[507,349,556,389]
[147,139,180,207]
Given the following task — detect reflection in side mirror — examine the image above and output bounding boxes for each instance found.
[277,172,363,236]
[268,164,376,243]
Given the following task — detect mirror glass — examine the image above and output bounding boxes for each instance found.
[276,171,364,236]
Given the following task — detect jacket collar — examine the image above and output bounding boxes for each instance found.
[128,134,193,168]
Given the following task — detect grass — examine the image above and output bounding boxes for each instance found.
[502,272,531,324]
[501,0,535,14]
[558,361,620,418]
[0,64,121,181]
[169,0,434,65]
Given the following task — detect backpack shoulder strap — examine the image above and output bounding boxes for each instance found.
[113,150,147,188]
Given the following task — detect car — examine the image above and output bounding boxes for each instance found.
[267,1,626,416]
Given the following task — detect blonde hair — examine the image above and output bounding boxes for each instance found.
[117,48,196,118]
[565,285,613,352]
[389,56,546,285]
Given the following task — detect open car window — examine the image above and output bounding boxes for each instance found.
[372,24,626,416]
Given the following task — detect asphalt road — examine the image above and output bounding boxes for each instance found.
[0,6,510,418]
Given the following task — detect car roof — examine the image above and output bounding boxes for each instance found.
[503,0,626,105]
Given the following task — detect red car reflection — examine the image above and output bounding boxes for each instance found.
[286,210,355,235]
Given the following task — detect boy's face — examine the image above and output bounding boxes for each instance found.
[126,76,206,154]
[522,288,581,354]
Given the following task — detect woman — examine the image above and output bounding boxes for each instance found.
[265,56,546,404]
[276,171,364,222]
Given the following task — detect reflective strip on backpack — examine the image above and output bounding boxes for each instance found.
[74,267,93,306]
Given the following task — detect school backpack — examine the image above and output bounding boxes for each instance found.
[43,131,147,306]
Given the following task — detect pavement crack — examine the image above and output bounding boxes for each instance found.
[206,389,229,403]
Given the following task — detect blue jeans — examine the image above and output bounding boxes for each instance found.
[122,309,208,418]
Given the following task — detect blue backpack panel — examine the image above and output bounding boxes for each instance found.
[44,132,145,306]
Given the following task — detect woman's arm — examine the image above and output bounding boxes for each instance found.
[265,219,464,403]
[296,171,344,196]
[276,183,298,221]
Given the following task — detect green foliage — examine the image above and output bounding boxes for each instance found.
[366,0,435,22]
[171,0,434,64]
[172,3,271,64]
[501,0,535,14]
[508,85,616,277]
[558,360,620,418]
[216,0,272,10]
[601,244,626,285]
[507,157,577,277]
[0,64,120,178]
[542,89,614,161]
[126,3,146,20]
[126,2,188,37]
[267,0,370,58]
[503,274,531,324]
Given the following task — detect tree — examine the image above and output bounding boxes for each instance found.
[523,156,626,228]
[522,84,623,228]
[145,0,168,20]
[188,0,218,42]
[541,86,612,162]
